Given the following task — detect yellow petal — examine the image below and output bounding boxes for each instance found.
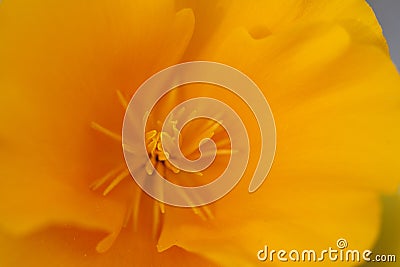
[361,194,400,267]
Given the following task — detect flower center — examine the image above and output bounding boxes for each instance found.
[144,130,180,176]
[89,90,233,251]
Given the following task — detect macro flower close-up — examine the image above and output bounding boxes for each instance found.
[0,0,399,266]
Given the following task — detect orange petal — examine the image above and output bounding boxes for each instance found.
[0,224,217,267]
[181,0,387,60]
[0,0,194,235]
[196,22,400,192]
[159,8,399,266]
[159,188,380,266]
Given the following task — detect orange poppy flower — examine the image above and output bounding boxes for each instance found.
[0,0,399,266]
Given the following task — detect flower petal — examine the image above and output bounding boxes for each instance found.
[0,224,216,267]
[198,22,400,192]
[0,0,194,236]
[181,0,387,60]
[159,189,380,266]
[361,194,400,267]
[159,10,400,266]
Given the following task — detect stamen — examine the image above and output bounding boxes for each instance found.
[145,130,158,140]
[145,158,155,175]
[90,165,125,190]
[116,90,128,109]
[152,201,160,238]
[155,164,166,214]
[122,143,137,154]
[174,183,207,221]
[183,121,221,155]
[163,160,179,174]
[147,139,158,156]
[216,149,236,155]
[201,205,214,220]
[90,102,225,248]
[91,122,122,142]
[199,119,223,137]
[142,124,220,220]
[132,185,142,232]
[96,231,120,253]
[183,175,215,220]
[159,201,165,214]
[123,200,134,227]
[103,169,130,196]
[215,138,231,148]
[199,149,237,158]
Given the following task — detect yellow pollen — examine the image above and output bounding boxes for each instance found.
[145,130,180,175]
